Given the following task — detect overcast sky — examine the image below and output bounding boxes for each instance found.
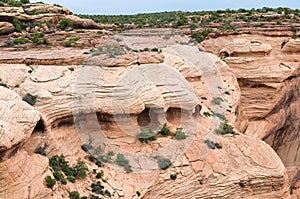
[32,0,300,15]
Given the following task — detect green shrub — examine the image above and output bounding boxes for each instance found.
[115,153,132,173]
[31,32,50,45]
[158,124,172,136]
[72,158,88,179]
[174,128,186,140]
[215,120,235,135]
[67,175,76,183]
[13,37,30,44]
[136,129,156,143]
[20,0,29,3]
[91,181,104,194]
[69,191,80,199]
[204,140,222,149]
[22,93,37,106]
[13,17,22,32]
[45,176,56,189]
[157,158,171,170]
[57,37,66,41]
[53,3,62,7]
[212,97,223,105]
[81,144,92,152]
[7,0,22,7]
[239,181,245,188]
[53,170,66,183]
[90,195,100,199]
[170,173,177,180]
[191,29,213,43]
[95,170,104,179]
[65,37,80,47]
[58,18,74,30]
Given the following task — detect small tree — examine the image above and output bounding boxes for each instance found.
[58,18,74,30]
[45,176,56,189]
[13,17,22,32]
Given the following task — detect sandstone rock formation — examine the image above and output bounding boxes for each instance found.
[0,22,14,35]
[0,28,292,198]
[202,28,300,196]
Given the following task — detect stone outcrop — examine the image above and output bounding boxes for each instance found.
[202,30,300,195]
[0,35,291,198]
[0,87,39,156]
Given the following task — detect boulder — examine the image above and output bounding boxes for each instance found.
[0,22,14,35]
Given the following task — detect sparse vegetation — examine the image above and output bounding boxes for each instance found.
[191,29,213,43]
[158,123,172,136]
[48,154,89,186]
[13,37,30,44]
[115,153,132,173]
[174,128,186,140]
[65,36,80,47]
[58,18,74,30]
[215,120,236,135]
[31,32,50,45]
[204,140,222,149]
[45,176,56,189]
[136,129,157,143]
[170,173,177,180]
[157,158,172,170]
[212,97,224,105]
[69,191,80,199]
[12,17,22,32]
[239,181,245,188]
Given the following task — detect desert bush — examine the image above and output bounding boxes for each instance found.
[170,173,177,180]
[22,93,37,106]
[13,37,30,44]
[20,0,29,3]
[81,144,93,152]
[58,18,74,30]
[215,120,235,135]
[13,17,22,32]
[157,158,171,170]
[158,123,172,136]
[67,175,76,183]
[174,128,186,140]
[90,194,100,199]
[31,32,50,45]
[72,158,88,179]
[98,151,114,163]
[53,170,66,183]
[115,153,132,173]
[239,181,245,187]
[204,140,222,149]
[53,3,62,7]
[212,97,223,105]
[7,0,22,6]
[137,129,156,143]
[69,191,80,199]
[45,176,56,189]
[191,29,213,43]
[91,181,104,194]
[65,36,80,47]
